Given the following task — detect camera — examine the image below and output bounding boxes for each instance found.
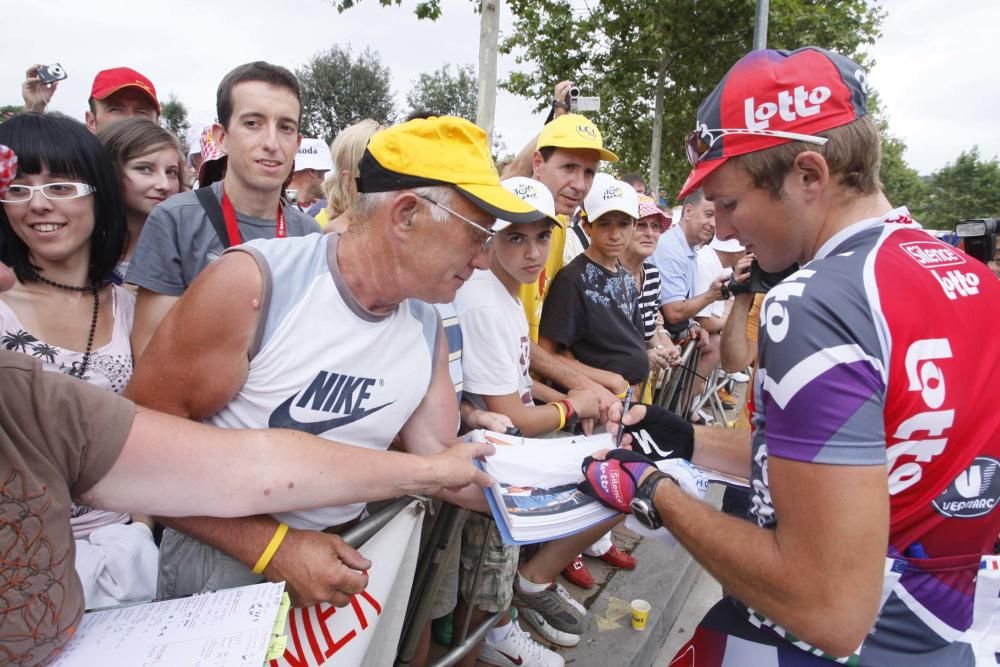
[566,87,601,113]
[721,260,799,298]
[955,218,996,264]
[36,63,68,85]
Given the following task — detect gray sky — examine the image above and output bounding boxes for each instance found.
[5,0,997,176]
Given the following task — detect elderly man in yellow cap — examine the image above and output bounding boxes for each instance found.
[126,116,549,609]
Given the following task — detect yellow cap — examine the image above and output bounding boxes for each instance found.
[536,114,619,162]
[358,116,548,224]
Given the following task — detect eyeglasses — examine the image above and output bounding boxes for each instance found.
[685,127,829,166]
[416,193,496,252]
[0,182,96,204]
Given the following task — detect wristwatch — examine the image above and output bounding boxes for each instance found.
[629,471,674,530]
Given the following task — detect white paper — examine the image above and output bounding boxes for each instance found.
[52,582,285,666]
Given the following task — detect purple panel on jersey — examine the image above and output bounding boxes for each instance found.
[763,359,885,464]
[898,562,975,632]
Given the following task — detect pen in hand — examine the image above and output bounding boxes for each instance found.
[615,387,633,449]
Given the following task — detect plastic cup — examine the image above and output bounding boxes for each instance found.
[630,599,651,631]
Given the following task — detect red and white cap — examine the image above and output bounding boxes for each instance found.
[678,47,869,200]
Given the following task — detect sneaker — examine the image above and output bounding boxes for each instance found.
[561,556,593,589]
[689,409,715,425]
[513,578,587,635]
[726,370,750,383]
[597,544,636,570]
[480,621,565,667]
[717,387,738,409]
[520,608,581,648]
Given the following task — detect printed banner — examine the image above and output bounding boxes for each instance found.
[270,500,425,667]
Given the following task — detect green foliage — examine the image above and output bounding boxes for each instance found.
[869,92,927,212]
[406,64,479,121]
[0,105,22,122]
[296,46,396,144]
[159,93,190,147]
[501,0,884,199]
[919,147,1000,228]
[330,0,447,21]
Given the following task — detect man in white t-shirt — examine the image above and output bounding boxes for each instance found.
[693,236,745,410]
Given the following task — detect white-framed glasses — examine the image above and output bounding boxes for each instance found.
[416,193,496,251]
[0,182,96,204]
[685,127,829,166]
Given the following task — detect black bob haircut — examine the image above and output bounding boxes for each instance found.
[0,113,126,286]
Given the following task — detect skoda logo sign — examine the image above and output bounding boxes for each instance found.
[932,457,1000,519]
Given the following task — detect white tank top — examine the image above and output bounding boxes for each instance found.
[210,233,439,530]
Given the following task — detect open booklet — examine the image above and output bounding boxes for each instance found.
[52,582,291,666]
[469,429,750,546]
[469,430,619,545]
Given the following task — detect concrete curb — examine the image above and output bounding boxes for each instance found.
[558,536,702,666]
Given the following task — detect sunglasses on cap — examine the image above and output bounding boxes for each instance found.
[685,126,829,166]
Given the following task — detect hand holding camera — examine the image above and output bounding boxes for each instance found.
[22,64,67,113]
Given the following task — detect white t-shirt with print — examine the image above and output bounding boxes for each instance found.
[695,246,728,319]
[453,269,533,409]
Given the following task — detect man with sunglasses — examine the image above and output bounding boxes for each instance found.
[125,117,552,610]
[579,47,1000,665]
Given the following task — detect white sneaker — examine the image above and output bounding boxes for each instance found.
[726,370,750,383]
[480,621,565,667]
[520,608,581,647]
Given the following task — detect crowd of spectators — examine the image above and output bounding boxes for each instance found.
[2,45,998,667]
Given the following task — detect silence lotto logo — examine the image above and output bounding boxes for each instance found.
[744,85,831,131]
[900,241,966,269]
[576,124,598,140]
[603,185,623,201]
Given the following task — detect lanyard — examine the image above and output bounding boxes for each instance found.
[220,187,287,246]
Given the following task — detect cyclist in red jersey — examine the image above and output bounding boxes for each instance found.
[579,46,1000,665]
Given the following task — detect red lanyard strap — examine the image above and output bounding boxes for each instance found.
[221,188,287,246]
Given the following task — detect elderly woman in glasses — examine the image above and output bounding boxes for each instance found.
[0,112,158,608]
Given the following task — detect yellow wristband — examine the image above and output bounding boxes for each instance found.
[615,388,628,400]
[251,522,289,575]
[549,401,566,430]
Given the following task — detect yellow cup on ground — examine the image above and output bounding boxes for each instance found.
[631,599,651,631]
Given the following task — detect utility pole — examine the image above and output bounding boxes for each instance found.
[753,0,769,50]
[476,0,500,139]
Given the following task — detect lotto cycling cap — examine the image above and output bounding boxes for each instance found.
[678,46,869,200]
[583,173,639,222]
[537,114,619,163]
[497,177,562,231]
[90,67,160,113]
[357,116,547,225]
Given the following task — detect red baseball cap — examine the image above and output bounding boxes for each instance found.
[90,67,160,113]
[677,47,868,200]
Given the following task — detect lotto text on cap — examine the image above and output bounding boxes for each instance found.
[678,46,868,200]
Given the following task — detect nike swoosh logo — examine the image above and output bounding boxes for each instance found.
[496,650,523,665]
[268,395,393,435]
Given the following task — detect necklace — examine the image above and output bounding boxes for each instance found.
[28,271,99,379]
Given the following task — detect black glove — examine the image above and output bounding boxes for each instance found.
[623,404,695,461]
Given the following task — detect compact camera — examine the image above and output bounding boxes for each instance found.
[566,87,601,113]
[36,63,68,84]
[955,218,997,264]
[721,260,799,298]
